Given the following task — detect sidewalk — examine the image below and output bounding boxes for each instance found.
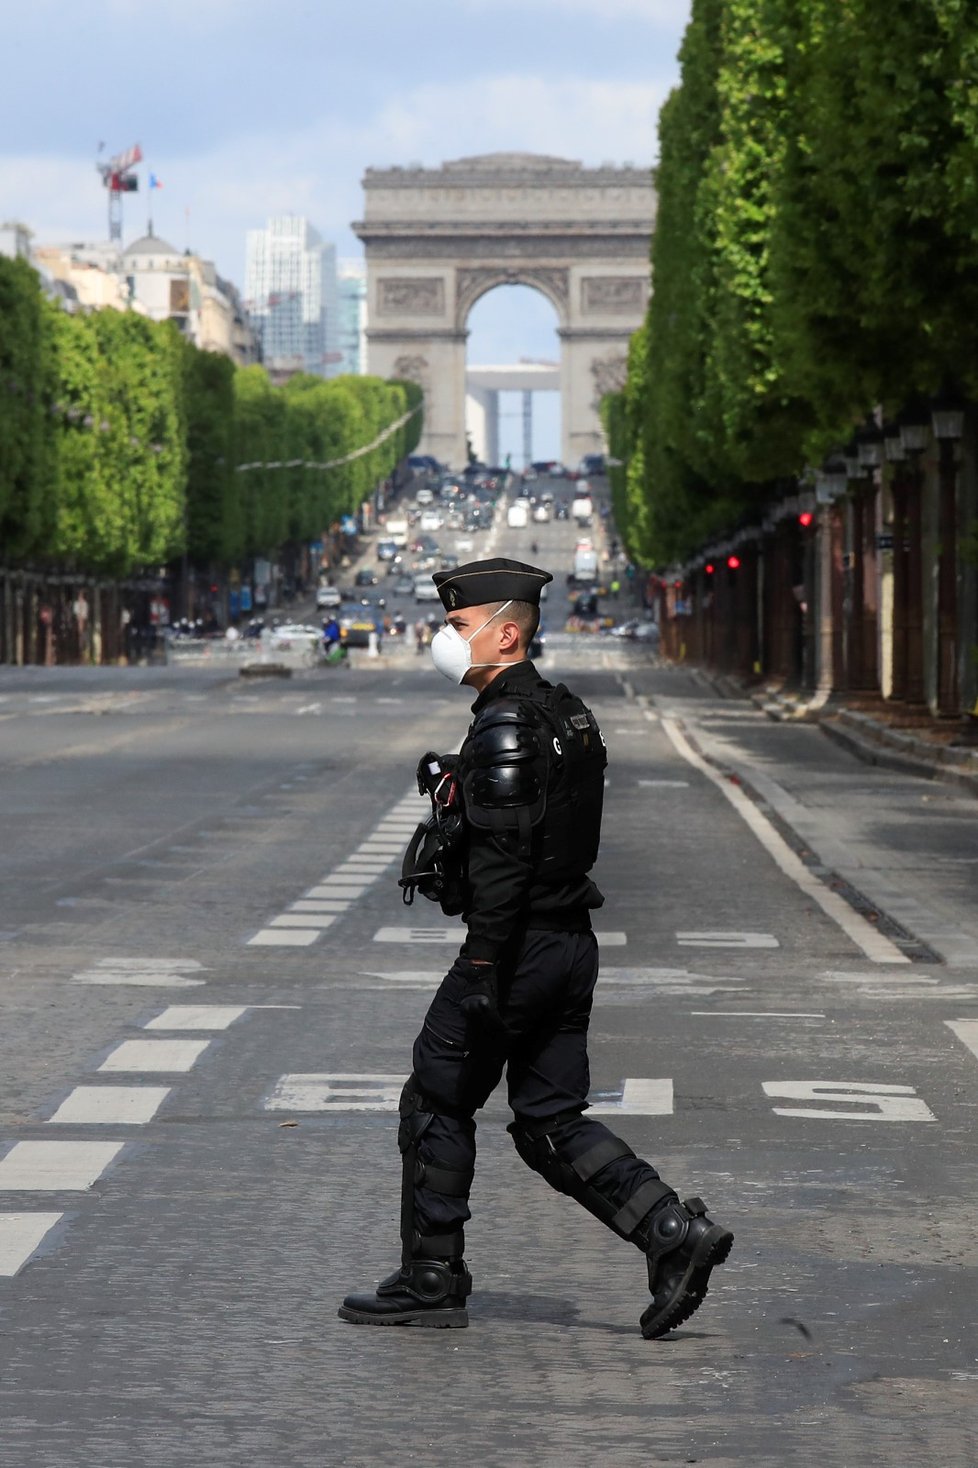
[628,664,978,971]
[698,671,978,798]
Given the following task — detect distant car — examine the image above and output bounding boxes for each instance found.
[532,504,550,523]
[455,536,474,553]
[579,453,606,477]
[415,488,434,507]
[376,539,399,562]
[354,569,378,587]
[548,462,568,478]
[414,576,441,602]
[392,574,416,597]
[419,511,443,532]
[554,503,569,521]
[507,502,529,529]
[339,602,383,647]
[316,585,341,609]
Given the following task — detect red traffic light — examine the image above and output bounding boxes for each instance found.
[705,563,715,575]
[799,511,814,529]
[673,579,683,590]
[727,555,741,570]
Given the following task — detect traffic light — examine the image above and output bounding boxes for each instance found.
[799,511,814,529]
[727,555,741,570]
[705,563,715,576]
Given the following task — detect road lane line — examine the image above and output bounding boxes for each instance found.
[0,1141,125,1189]
[270,914,337,929]
[248,930,319,946]
[267,1074,405,1111]
[678,931,779,949]
[690,1012,825,1019]
[590,1079,674,1115]
[98,1039,211,1073]
[946,1020,978,1063]
[0,1215,63,1275]
[47,1087,171,1124]
[659,715,911,965]
[305,888,352,902]
[289,892,350,904]
[144,1006,247,1031]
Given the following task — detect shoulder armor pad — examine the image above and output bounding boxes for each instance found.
[462,698,546,828]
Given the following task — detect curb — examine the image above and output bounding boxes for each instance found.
[685,664,978,800]
[821,715,978,797]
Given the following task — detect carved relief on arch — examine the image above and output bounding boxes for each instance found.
[455,265,570,327]
[391,354,429,391]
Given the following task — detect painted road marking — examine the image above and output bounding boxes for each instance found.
[334,863,388,874]
[691,1011,825,1019]
[946,1020,978,1062]
[319,879,371,893]
[823,971,978,1000]
[762,1081,937,1122]
[270,914,336,929]
[306,888,352,903]
[0,1141,125,1189]
[72,956,206,988]
[98,1039,211,1073]
[248,929,319,946]
[600,967,746,994]
[0,1215,63,1276]
[144,1006,247,1031]
[590,1079,674,1115]
[596,933,627,946]
[638,779,690,788]
[677,931,779,949]
[374,927,459,944]
[266,1074,404,1112]
[47,1086,171,1125]
[659,715,911,965]
[291,900,350,913]
[360,970,439,986]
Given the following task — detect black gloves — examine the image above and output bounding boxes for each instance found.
[454,956,507,1046]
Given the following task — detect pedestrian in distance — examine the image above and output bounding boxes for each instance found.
[340,556,733,1336]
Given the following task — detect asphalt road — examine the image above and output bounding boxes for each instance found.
[1,485,976,1467]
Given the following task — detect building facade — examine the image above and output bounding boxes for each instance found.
[245,216,339,379]
[336,258,367,375]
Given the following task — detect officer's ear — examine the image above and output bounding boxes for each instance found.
[498,617,522,653]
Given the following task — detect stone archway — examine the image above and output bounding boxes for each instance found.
[354,153,655,468]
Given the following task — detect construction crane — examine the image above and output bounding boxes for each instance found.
[96,143,142,242]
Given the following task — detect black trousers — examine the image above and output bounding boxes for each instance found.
[409,929,664,1243]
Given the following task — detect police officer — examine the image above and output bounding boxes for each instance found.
[339,557,733,1337]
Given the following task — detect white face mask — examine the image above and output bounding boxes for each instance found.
[430,601,515,684]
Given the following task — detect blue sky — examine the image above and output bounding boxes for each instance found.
[3,0,691,457]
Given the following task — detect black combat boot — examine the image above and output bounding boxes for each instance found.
[639,1195,734,1339]
[338,1256,472,1328]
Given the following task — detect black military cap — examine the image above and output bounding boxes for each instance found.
[432,557,553,612]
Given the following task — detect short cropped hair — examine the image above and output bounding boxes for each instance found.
[490,599,539,649]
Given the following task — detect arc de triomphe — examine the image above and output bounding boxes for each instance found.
[353,153,656,468]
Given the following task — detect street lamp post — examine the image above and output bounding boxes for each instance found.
[854,417,884,692]
[899,404,930,704]
[815,454,848,695]
[883,421,908,701]
[932,388,966,716]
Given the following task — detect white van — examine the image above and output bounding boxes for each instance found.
[384,517,409,548]
[507,501,529,529]
[571,495,593,527]
[573,546,598,582]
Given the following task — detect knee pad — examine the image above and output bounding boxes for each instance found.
[398,1073,434,1155]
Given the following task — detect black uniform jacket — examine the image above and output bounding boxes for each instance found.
[462,660,604,964]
